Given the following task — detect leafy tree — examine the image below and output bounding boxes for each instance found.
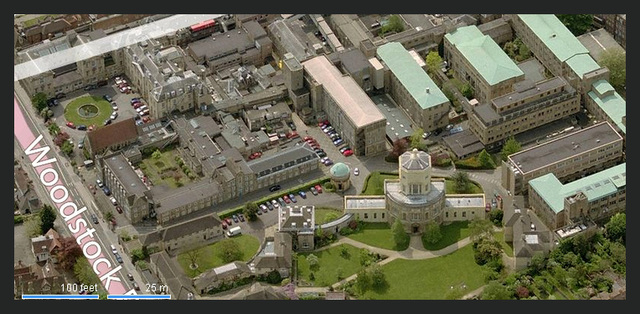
[354,268,371,294]
[243,202,258,221]
[500,136,521,160]
[488,209,503,226]
[130,248,146,264]
[323,212,339,224]
[391,218,409,249]
[40,107,50,121]
[266,270,282,284]
[31,92,48,112]
[56,236,83,271]
[422,221,442,244]
[73,257,101,288]
[598,48,626,95]
[152,150,162,160]
[306,254,319,270]
[515,286,530,299]
[461,83,474,99]
[368,264,387,290]
[359,248,374,267]
[48,123,60,135]
[604,212,625,244]
[469,217,494,242]
[409,128,427,151]
[217,239,243,263]
[387,137,409,162]
[308,272,315,281]
[478,149,495,168]
[473,237,503,265]
[105,211,114,222]
[39,204,57,234]
[339,245,350,259]
[527,252,547,276]
[425,51,443,76]
[556,14,593,36]
[481,281,514,300]
[380,15,404,35]
[61,140,74,156]
[451,171,472,193]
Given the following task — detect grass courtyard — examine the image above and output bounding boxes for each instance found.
[494,231,514,257]
[356,244,485,300]
[64,95,114,128]
[139,149,195,189]
[422,221,471,251]
[346,222,408,251]
[177,234,260,278]
[362,172,483,196]
[444,178,484,194]
[297,243,377,287]
[315,207,343,224]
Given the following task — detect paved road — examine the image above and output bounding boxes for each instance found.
[14,82,143,295]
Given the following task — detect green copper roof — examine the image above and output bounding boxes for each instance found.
[529,163,626,213]
[565,53,602,79]
[588,80,626,134]
[444,25,524,85]
[376,42,449,109]
[517,14,589,62]
[330,162,350,178]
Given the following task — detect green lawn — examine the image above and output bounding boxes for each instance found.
[22,14,62,28]
[297,244,372,287]
[347,222,408,251]
[494,231,514,257]
[444,178,484,194]
[177,234,260,278]
[140,150,194,188]
[64,96,114,128]
[358,244,485,299]
[362,172,398,195]
[422,221,471,251]
[315,207,343,224]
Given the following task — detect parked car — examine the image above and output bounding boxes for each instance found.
[110,244,118,254]
[343,149,353,157]
[238,214,245,222]
[55,92,66,99]
[310,186,318,195]
[133,102,144,109]
[114,253,123,264]
[103,94,112,102]
[111,103,118,111]
[266,202,274,211]
[114,77,126,85]
[91,213,99,224]
[130,98,141,104]
[66,122,75,129]
[77,125,87,131]
[303,136,314,141]
[132,282,140,291]
[222,221,228,228]
[259,204,268,213]
[283,195,291,204]
[142,116,151,123]
[298,191,307,199]
[104,118,112,126]
[115,206,123,214]
[127,273,134,281]
[333,138,344,146]
[96,179,104,188]
[288,193,297,203]
[288,121,296,130]
[315,184,323,193]
[224,217,232,225]
[278,197,286,207]
[232,214,239,223]
[323,158,333,166]
[316,150,327,158]
[354,167,359,176]
[110,197,118,205]
[102,186,111,196]
[139,109,150,116]
[339,146,351,153]
[271,199,279,208]
[269,184,281,192]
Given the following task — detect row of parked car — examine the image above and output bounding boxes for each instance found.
[319,120,353,157]
[261,184,324,215]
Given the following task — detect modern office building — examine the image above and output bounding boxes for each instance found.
[468,76,581,149]
[376,42,450,133]
[502,121,624,195]
[528,163,626,230]
[301,55,387,156]
[444,25,525,104]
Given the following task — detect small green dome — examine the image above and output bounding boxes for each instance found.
[330,162,350,178]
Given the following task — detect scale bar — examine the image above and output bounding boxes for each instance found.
[108,294,171,300]
[22,294,99,299]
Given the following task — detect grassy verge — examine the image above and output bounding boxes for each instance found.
[315,207,343,224]
[139,150,193,189]
[361,172,398,195]
[177,234,260,278]
[297,243,372,287]
[422,221,471,251]
[346,222,408,251]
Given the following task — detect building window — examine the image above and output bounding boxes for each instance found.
[454,212,457,218]
[445,212,449,218]
[364,213,368,219]
[382,213,385,219]
[374,213,377,219]
[462,211,466,217]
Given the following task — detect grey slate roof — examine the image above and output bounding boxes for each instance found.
[161,214,222,242]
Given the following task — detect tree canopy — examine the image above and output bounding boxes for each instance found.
[425,51,443,76]
[501,136,521,160]
[392,218,409,249]
[598,48,626,96]
[31,92,48,112]
[556,14,593,36]
[451,171,472,193]
[243,202,258,221]
[380,15,404,35]
[39,204,57,234]
[604,212,626,244]
[217,239,243,263]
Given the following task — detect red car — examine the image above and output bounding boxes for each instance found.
[283,195,291,204]
[286,131,299,139]
[66,122,75,129]
[315,184,323,193]
[303,136,313,141]
[142,116,151,123]
[342,149,353,157]
[225,218,232,225]
[222,221,228,229]
[115,206,123,214]
[133,102,143,109]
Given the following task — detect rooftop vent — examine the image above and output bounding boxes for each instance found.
[426,87,430,94]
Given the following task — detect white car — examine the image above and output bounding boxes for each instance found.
[96,179,104,188]
[110,197,118,205]
[110,244,118,254]
[110,112,118,120]
[354,168,359,176]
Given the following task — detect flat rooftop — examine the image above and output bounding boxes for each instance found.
[445,25,523,86]
[371,94,414,140]
[529,162,626,213]
[508,121,622,174]
[376,42,449,110]
[445,195,485,208]
[15,14,221,81]
[385,180,445,206]
[344,196,386,210]
[577,28,625,62]
[302,55,386,128]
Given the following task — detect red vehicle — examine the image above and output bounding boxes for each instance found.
[142,116,151,123]
[303,136,313,141]
[317,119,329,127]
[115,206,123,214]
[315,184,323,193]
[222,221,228,229]
[66,122,75,129]
[133,102,143,109]
[283,195,291,204]
[286,131,299,139]
[342,149,353,157]
[485,203,491,212]
[225,218,232,225]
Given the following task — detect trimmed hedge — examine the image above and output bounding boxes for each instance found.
[454,156,496,170]
[360,171,399,194]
